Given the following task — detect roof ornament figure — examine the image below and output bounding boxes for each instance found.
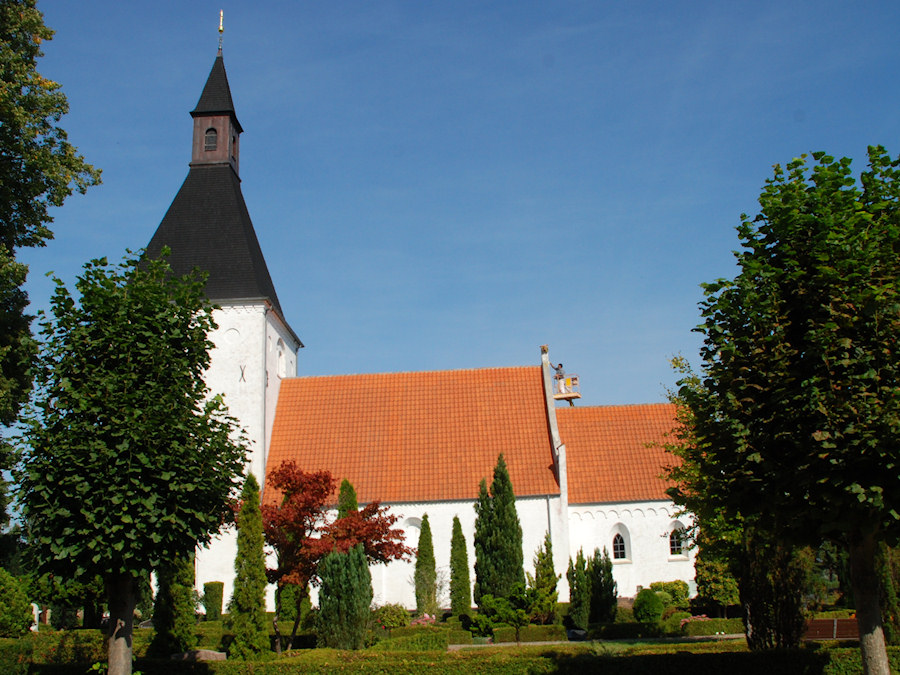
[218,10,224,54]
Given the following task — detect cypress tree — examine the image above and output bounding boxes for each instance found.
[202,581,224,622]
[317,544,372,649]
[337,479,358,518]
[149,552,197,656]
[587,547,617,623]
[566,549,590,631]
[414,513,437,615]
[449,515,471,617]
[473,454,524,607]
[527,531,560,624]
[227,474,269,660]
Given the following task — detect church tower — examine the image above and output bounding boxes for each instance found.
[145,47,301,602]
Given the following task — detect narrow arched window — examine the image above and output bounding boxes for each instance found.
[669,529,684,556]
[204,128,217,151]
[612,533,626,559]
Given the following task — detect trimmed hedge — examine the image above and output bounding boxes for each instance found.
[683,618,744,636]
[370,630,449,652]
[492,625,566,643]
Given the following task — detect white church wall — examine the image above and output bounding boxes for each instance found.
[567,501,695,598]
[264,310,299,457]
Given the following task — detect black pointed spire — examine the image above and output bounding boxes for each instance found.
[191,54,242,133]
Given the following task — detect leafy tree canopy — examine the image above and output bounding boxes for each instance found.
[18,251,246,675]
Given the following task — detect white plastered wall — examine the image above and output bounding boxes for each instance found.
[567,501,696,597]
[194,301,299,611]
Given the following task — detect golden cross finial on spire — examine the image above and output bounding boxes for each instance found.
[218,10,224,53]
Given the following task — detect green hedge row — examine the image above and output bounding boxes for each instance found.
[491,625,566,643]
[9,646,896,675]
[683,618,744,636]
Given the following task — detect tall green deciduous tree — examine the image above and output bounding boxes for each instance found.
[0,0,100,528]
[473,454,524,607]
[227,474,269,660]
[19,252,246,675]
[317,545,372,650]
[149,552,197,657]
[526,531,559,624]
[414,513,437,616]
[449,516,470,617]
[668,147,900,675]
[587,547,617,624]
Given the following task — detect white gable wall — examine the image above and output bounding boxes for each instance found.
[568,501,695,597]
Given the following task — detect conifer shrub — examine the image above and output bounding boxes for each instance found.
[148,552,197,656]
[226,474,270,660]
[527,531,559,624]
[317,544,373,649]
[414,514,437,616]
[587,547,617,623]
[449,516,471,617]
[203,582,224,622]
[633,588,664,624]
[566,550,590,630]
[0,569,32,637]
[337,479,359,518]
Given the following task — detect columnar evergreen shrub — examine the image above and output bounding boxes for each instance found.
[317,544,373,649]
[633,588,664,624]
[588,547,617,623]
[227,473,269,660]
[526,531,559,624]
[149,552,197,656]
[566,550,590,630]
[414,513,437,615]
[202,582,224,622]
[473,454,524,607]
[0,569,32,637]
[337,479,358,518]
[275,583,310,625]
[449,516,471,617]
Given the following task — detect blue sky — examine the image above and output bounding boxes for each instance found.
[21,1,900,406]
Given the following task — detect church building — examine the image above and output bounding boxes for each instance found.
[145,48,694,609]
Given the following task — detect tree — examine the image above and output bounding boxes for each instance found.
[414,513,437,616]
[526,531,559,625]
[148,552,197,657]
[473,454,524,607]
[18,252,246,675]
[0,568,31,637]
[0,0,100,428]
[227,474,269,660]
[337,479,358,518]
[202,581,224,622]
[668,148,900,674]
[449,516,471,617]
[587,547,617,624]
[262,463,411,651]
[565,550,590,631]
[316,545,372,650]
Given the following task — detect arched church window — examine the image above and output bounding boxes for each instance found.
[612,533,626,559]
[276,338,286,379]
[669,529,683,556]
[204,128,217,151]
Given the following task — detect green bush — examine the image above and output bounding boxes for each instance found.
[447,630,472,645]
[632,589,664,624]
[369,628,448,652]
[0,571,32,638]
[203,582,224,622]
[660,611,691,635]
[492,624,566,643]
[589,622,661,640]
[615,605,634,623]
[650,580,690,610]
[373,604,410,631]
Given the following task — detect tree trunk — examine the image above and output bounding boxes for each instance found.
[106,573,137,675]
[849,531,891,675]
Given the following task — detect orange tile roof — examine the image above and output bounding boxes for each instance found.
[557,403,678,504]
[266,367,560,504]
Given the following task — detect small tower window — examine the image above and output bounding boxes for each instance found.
[204,128,218,151]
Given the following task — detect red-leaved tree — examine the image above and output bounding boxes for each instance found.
[261,461,412,650]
